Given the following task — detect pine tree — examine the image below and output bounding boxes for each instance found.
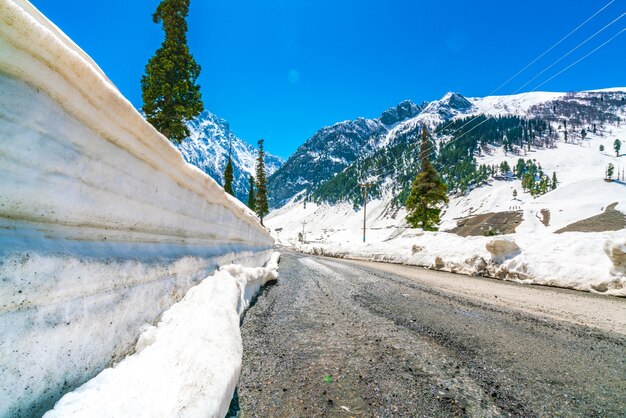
[614,139,622,156]
[247,175,256,210]
[405,126,448,231]
[255,139,269,225]
[499,161,511,176]
[552,172,558,189]
[607,163,615,179]
[223,153,234,196]
[141,0,203,143]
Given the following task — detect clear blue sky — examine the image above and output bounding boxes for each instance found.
[31,0,626,158]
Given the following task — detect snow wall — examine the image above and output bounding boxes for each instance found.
[0,1,274,416]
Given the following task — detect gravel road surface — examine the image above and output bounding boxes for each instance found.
[232,251,626,417]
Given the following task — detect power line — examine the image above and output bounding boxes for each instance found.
[530,26,626,92]
[426,2,621,149]
[512,13,625,96]
[421,25,626,158]
[488,0,616,96]
[321,19,625,205]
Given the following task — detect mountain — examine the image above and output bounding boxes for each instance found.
[270,88,626,217]
[176,111,284,202]
[267,100,422,207]
[313,89,626,206]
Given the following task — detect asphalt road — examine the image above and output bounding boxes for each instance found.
[232,251,626,417]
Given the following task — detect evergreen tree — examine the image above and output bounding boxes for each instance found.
[141,0,203,143]
[600,144,605,153]
[499,161,511,176]
[247,175,256,210]
[581,128,587,141]
[607,163,615,179]
[223,153,234,196]
[552,172,558,189]
[614,139,622,156]
[255,139,269,225]
[405,127,448,231]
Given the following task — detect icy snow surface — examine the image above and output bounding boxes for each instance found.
[0,1,273,416]
[44,253,280,418]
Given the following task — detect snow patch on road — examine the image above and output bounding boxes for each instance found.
[44,253,280,418]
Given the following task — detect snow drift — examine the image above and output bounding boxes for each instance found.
[44,253,280,418]
[0,1,273,416]
[294,230,626,297]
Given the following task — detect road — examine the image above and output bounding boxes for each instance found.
[232,251,626,417]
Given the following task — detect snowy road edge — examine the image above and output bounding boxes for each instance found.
[43,252,281,418]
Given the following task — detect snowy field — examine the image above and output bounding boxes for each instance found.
[44,253,280,418]
[0,1,273,416]
[267,107,626,297]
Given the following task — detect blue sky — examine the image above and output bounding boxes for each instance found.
[31,0,625,158]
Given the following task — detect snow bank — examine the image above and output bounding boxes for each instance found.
[44,253,280,418]
[0,1,273,416]
[604,239,626,277]
[295,230,626,297]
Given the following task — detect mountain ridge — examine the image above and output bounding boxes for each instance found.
[270,88,626,209]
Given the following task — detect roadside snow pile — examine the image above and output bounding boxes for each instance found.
[295,231,625,296]
[604,239,626,277]
[44,253,280,418]
[0,1,273,416]
[485,238,521,263]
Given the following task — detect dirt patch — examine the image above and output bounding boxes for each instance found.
[539,209,550,226]
[448,211,523,237]
[556,202,625,233]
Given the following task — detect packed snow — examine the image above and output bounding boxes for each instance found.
[44,253,280,418]
[267,109,626,297]
[0,1,273,416]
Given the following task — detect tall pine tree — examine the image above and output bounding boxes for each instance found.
[405,126,448,231]
[255,139,269,225]
[223,154,234,196]
[247,175,256,211]
[141,0,203,143]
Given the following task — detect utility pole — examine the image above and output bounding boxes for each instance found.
[359,182,374,242]
[301,220,307,243]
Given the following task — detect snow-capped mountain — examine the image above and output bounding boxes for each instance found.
[176,111,284,201]
[267,100,422,207]
[271,88,626,210]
